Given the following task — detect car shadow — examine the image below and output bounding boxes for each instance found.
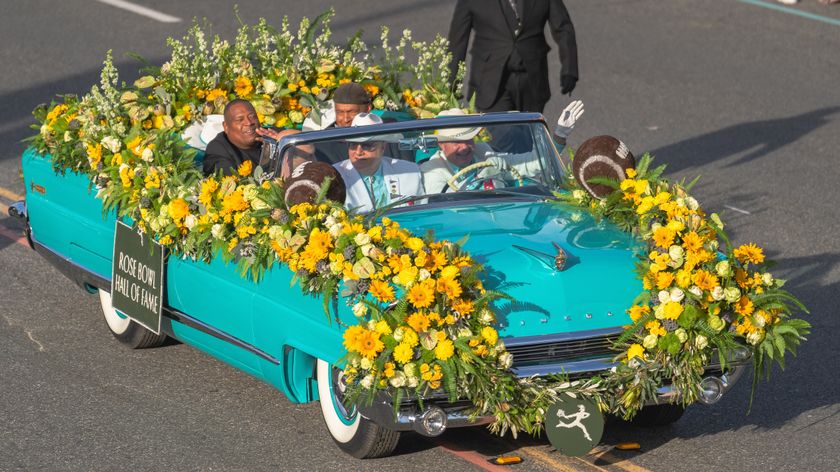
[649,107,840,173]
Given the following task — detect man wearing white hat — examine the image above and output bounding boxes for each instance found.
[333,113,424,213]
[421,101,584,193]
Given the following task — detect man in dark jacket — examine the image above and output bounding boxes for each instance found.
[448,0,578,113]
[202,99,292,175]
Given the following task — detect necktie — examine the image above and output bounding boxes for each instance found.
[507,0,522,35]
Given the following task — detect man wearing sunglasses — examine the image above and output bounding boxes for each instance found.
[333,113,424,213]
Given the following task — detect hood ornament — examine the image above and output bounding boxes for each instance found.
[552,242,567,271]
[512,242,569,272]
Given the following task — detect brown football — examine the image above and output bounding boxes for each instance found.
[572,135,635,199]
[284,161,346,207]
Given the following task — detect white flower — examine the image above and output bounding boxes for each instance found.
[140,147,154,162]
[658,290,672,304]
[670,287,685,303]
[479,309,495,324]
[498,352,513,369]
[715,261,731,277]
[352,302,368,317]
[251,198,269,210]
[572,189,586,201]
[101,136,121,153]
[63,131,72,142]
[675,328,688,343]
[360,244,374,257]
[752,313,766,328]
[211,223,224,239]
[643,334,658,349]
[747,330,764,345]
[407,376,419,388]
[354,233,371,246]
[724,287,741,303]
[403,362,417,378]
[688,285,702,298]
[418,269,431,281]
[762,272,774,286]
[668,245,684,261]
[711,286,725,301]
[389,372,407,388]
[360,357,373,370]
[694,334,708,350]
[360,374,374,389]
[242,184,258,202]
[654,304,665,319]
[393,327,405,342]
[685,197,699,210]
[262,79,277,94]
[184,214,197,230]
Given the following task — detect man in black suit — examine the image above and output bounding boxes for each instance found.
[448,0,578,113]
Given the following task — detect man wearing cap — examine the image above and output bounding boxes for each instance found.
[448,0,578,113]
[202,99,304,175]
[333,113,424,213]
[422,102,583,193]
[304,82,373,164]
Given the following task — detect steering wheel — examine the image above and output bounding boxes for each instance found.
[446,160,522,191]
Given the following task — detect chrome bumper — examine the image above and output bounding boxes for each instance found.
[8,200,26,220]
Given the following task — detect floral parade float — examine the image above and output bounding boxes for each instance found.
[22,11,809,457]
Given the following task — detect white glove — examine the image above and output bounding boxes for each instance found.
[554,100,584,139]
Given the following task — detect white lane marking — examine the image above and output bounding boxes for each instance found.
[724,205,751,215]
[95,0,181,23]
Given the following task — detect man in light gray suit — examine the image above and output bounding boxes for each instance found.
[333,113,424,213]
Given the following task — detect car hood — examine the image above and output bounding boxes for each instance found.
[389,199,643,338]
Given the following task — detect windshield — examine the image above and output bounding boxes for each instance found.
[277,120,565,213]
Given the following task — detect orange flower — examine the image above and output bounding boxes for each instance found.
[734,243,765,265]
[369,280,396,303]
[692,269,719,291]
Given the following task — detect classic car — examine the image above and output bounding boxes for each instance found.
[10,112,751,458]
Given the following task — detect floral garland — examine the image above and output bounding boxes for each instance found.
[25,14,809,438]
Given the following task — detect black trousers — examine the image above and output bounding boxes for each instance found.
[478,69,547,114]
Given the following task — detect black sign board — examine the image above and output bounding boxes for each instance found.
[111,221,165,334]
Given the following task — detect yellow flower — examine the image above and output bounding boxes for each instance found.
[144,169,160,189]
[656,271,675,290]
[628,305,650,322]
[438,265,459,280]
[86,143,102,169]
[119,166,135,187]
[343,325,367,353]
[238,160,253,176]
[236,225,257,238]
[434,339,455,361]
[396,265,419,286]
[369,280,395,303]
[481,326,498,346]
[436,277,462,299]
[645,320,667,337]
[402,328,419,347]
[205,88,226,102]
[364,84,380,97]
[234,76,254,97]
[675,269,692,288]
[374,320,392,336]
[407,312,430,333]
[627,343,645,360]
[734,243,765,265]
[199,178,219,207]
[356,329,384,359]
[168,198,190,222]
[451,299,474,316]
[158,235,173,246]
[625,168,637,178]
[682,231,704,252]
[407,279,435,309]
[652,227,675,249]
[222,190,249,214]
[735,295,754,316]
[405,237,424,252]
[662,301,683,320]
[393,343,413,364]
[693,269,718,292]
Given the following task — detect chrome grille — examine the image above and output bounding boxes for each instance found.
[507,333,620,367]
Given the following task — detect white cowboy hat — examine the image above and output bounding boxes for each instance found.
[435,108,481,142]
[345,112,401,143]
[199,114,226,145]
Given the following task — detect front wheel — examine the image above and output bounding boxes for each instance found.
[316,359,400,458]
[98,289,167,349]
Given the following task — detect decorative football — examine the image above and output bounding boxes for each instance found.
[572,135,636,199]
[284,161,346,207]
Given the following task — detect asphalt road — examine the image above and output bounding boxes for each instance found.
[2,1,839,471]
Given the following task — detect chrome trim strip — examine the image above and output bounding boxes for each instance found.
[503,326,624,348]
[511,357,616,377]
[30,235,280,366]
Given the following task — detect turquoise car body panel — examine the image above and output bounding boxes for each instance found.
[21,141,641,405]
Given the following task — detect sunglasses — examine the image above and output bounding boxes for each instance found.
[346,141,380,152]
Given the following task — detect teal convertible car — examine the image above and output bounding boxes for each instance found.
[10,113,750,458]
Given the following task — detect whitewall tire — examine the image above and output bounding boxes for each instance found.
[98,289,167,349]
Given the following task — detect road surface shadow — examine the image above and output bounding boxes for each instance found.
[650,107,840,173]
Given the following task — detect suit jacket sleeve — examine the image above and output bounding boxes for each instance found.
[447,0,473,87]
[548,0,579,80]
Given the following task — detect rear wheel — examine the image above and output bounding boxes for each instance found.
[98,289,167,349]
[630,404,685,427]
[316,359,400,458]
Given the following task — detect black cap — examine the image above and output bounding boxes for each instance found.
[332,82,371,105]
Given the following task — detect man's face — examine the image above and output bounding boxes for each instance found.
[335,102,372,128]
[347,141,385,176]
[440,140,476,169]
[223,102,259,149]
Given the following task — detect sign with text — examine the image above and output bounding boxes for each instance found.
[111,221,165,334]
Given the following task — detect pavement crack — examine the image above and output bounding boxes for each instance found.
[3,314,46,352]
[25,329,46,352]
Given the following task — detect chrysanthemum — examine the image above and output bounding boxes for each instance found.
[369,280,395,303]
[734,243,765,265]
[407,279,435,308]
[407,312,430,333]
[434,339,455,361]
[626,343,645,360]
[662,301,683,320]
[393,343,413,364]
[653,227,676,248]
